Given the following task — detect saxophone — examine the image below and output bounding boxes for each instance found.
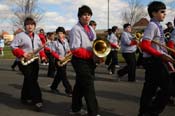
[20,42,48,66]
[57,53,72,67]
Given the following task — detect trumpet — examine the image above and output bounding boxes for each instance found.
[133,32,142,41]
[133,32,143,53]
[20,42,48,66]
[164,32,171,40]
[57,53,72,67]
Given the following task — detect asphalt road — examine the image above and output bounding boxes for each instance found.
[0,59,174,116]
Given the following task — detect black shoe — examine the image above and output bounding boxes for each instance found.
[69,109,88,115]
[11,66,15,71]
[117,71,123,77]
[34,102,44,112]
[21,99,33,105]
[138,112,158,116]
[50,89,60,95]
[168,98,175,106]
[47,74,55,78]
[66,93,72,97]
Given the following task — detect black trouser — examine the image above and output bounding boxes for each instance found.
[117,52,136,81]
[108,50,118,73]
[136,50,143,67]
[11,59,23,71]
[50,65,72,94]
[105,50,112,65]
[19,60,42,104]
[46,52,55,77]
[71,56,99,116]
[139,57,172,115]
[11,59,18,68]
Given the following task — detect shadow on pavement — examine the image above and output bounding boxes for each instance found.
[97,90,139,103]
[8,84,127,116]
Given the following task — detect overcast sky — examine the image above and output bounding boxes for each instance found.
[0,0,175,33]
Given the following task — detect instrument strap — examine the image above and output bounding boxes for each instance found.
[80,22,94,41]
[25,32,34,51]
[58,39,66,56]
[150,18,167,53]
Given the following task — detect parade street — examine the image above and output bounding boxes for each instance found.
[0,59,175,116]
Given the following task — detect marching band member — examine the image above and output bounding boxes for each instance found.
[117,23,137,82]
[167,28,175,58]
[38,28,48,65]
[45,32,56,78]
[89,20,97,30]
[49,27,72,97]
[38,28,46,45]
[69,5,100,116]
[10,17,47,111]
[164,22,174,42]
[166,25,175,105]
[0,35,5,56]
[138,1,174,116]
[107,26,120,74]
[105,29,112,67]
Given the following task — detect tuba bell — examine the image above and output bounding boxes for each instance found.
[92,39,111,58]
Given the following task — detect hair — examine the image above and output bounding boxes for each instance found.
[107,28,112,35]
[123,23,131,29]
[148,1,166,18]
[78,5,92,18]
[47,32,54,36]
[39,28,44,33]
[111,26,118,32]
[56,27,66,34]
[89,20,96,26]
[24,17,36,26]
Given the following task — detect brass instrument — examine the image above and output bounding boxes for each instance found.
[92,39,111,58]
[92,39,111,64]
[57,53,72,67]
[164,32,171,40]
[21,42,48,66]
[151,39,175,72]
[133,32,143,52]
[152,40,175,54]
[152,40,175,69]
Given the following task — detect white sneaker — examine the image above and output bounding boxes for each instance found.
[115,65,120,68]
[69,109,88,115]
[97,114,101,116]
[109,71,112,75]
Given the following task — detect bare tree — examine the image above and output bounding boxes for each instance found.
[121,0,147,26]
[7,0,44,27]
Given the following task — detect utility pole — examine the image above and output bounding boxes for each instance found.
[107,0,109,29]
